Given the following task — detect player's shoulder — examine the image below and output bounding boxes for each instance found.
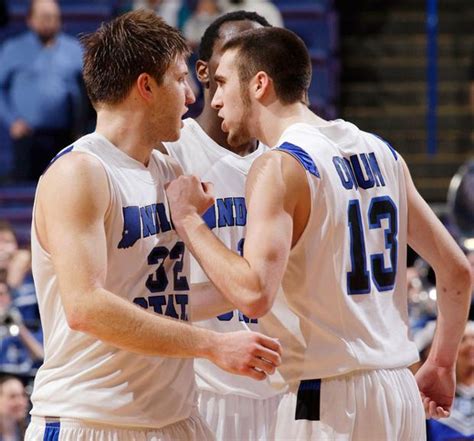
[358,128,400,162]
[40,135,109,192]
[252,148,309,183]
[277,122,336,152]
[42,149,106,189]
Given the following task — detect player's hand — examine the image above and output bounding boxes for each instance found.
[209,330,282,381]
[166,175,215,222]
[415,359,455,419]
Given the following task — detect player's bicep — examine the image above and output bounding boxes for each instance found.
[244,154,294,295]
[37,153,110,312]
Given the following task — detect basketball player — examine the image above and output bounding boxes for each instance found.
[162,12,283,440]
[166,27,473,439]
[24,12,281,441]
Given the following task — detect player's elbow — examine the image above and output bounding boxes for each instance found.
[63,296,95,333]
[240,294,272,319]
[65,307,89,332]
[438,257,473,301]
[454,259,473,295]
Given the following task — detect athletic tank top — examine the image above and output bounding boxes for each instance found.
[261,121,419,388]
[30,132,196,428]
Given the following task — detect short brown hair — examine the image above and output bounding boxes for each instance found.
[81,10,189,105]
[223,27,311,104]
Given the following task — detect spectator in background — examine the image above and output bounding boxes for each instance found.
[218,0,283,27]
[0,375,28,441]
[183,0,221,49]
[0,0,84,182]
[0,221,38,330]
[132,0,187,28]
[427,321,474,440]
[0,281,43,377]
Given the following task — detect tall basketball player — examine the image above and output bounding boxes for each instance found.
[163,11,283,440]
[25,11,281,441]
[166,27,472,440]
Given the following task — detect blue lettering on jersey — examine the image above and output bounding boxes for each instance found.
[333,153,386,190]
[216,310,258,324]
[118,203,173,248]
[134,294,188,321]
[202,197,248,230]
[217,198,235,227]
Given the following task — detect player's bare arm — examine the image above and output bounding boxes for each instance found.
[166,150,310,318]
[189,281,235,322]
[35,152,281,380]
[402,158,472,419]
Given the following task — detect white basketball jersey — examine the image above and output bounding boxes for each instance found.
[262,121,419,388]
[30,133,196,428]
[164,118,280,398]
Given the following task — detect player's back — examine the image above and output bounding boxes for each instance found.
[262,120,419,387]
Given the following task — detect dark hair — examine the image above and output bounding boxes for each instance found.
[198,10,270,62]
[81,10,189,105]
[223,27,311,104]
[0,374,24,389]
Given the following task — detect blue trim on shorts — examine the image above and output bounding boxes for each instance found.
[295,379,321,421]
[276,142,321,178]
[43,421,60,441]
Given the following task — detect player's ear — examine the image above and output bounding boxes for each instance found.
[196,60,210,89]
[253,71,271,100]
[136,73,154,101]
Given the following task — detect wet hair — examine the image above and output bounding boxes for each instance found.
[81,9,189,105]
[198,10,270,62]
[223,27,311,104]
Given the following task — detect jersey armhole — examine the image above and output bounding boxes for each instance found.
[369,133,398,161]
[275,142,321,178]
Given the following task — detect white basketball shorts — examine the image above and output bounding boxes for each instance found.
[198,389,283,441]
[274,367,426,440]
[25,411,215,441]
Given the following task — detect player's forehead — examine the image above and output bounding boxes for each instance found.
[215,49,237,77]
[212,20,262,57]
[165,54,188,76]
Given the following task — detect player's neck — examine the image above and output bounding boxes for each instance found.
[258,102,328,147]
[95,107,155,166]
[196,105,258,156]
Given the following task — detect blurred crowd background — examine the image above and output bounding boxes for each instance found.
[0,0,472,440]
